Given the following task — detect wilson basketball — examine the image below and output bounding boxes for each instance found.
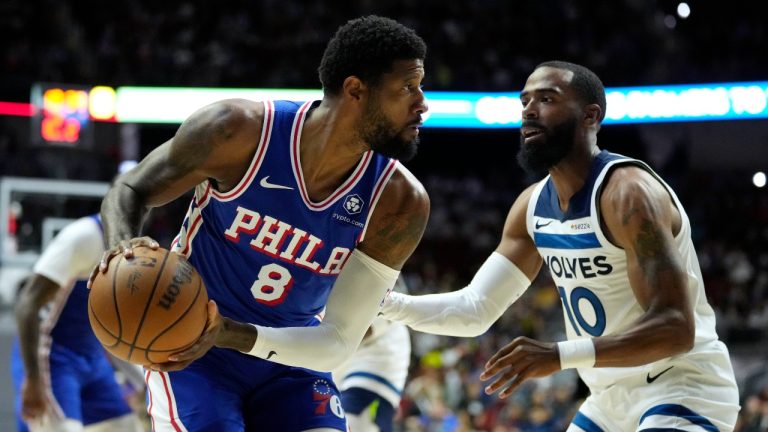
[88,246,209,366]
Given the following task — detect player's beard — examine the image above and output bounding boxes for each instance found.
[516,117,577,177]
[361,99,419,162]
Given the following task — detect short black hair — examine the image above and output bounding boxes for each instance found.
[319,15,427,96]
[536,61,607,122]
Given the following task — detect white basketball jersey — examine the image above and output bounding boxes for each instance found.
[526,150,729,390]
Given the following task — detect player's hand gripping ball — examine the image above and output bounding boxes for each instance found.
[88,247,208,365]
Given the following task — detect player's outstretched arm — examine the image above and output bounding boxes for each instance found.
[380,183,542,337]
[93,99,264,279]
[590,166,694,366]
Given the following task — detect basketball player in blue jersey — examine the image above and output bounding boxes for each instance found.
[381,61,740,431]
[93,15,429,432]
[12,215,143,432]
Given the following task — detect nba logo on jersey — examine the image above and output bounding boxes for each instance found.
[343,194,364,215]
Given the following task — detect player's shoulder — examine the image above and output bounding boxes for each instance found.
[171,99,267,171]
[357,162,429,268]
[183,98,266,139]
[380,162,430,218]
[601,163,667,203]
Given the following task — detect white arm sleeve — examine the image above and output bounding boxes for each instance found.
[246,249,400,371]
[33,217,103,285]
[380,252,530,337]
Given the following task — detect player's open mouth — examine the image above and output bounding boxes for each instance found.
[521,127,543,138]
[521,127,544,142]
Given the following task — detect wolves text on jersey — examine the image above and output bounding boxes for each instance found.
[545,254,613,280]
[224,206,351,276]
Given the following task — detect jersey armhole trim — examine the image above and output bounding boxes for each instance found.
[357,159,399,244]
[211,100,275,202]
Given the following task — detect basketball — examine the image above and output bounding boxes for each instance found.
[88,246,209,366]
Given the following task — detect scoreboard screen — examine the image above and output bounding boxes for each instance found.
[31,84,92,146]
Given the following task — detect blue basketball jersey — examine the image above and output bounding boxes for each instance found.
[173,100,398,328]
[46,215,103,354]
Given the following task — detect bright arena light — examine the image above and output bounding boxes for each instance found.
[753,171,767,188]
[89,86,117,120]
[677,3,691,19]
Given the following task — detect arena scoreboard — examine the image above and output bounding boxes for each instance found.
[30,84,117,146]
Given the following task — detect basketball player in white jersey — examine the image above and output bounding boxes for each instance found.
[381,61,740,431]
[333,278,411,432]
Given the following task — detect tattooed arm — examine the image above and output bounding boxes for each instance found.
[95,99,265,270]
[592,165,694,367]
[355,164,430,270]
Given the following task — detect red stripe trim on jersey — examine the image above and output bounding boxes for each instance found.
[146,370,156,432]
[290,101,373,211]
[180,184,212,257]
[171,192,199,253]
[180,214,203,257]
[211,100,275,201]
[196,183,212,206]
[160,372,183,432]
[358,159,398,243]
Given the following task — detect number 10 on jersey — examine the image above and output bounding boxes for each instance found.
[558,286,606,337]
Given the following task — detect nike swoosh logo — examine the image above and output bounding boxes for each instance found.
[646,366,673,383]
[535,220,553,229]
[259,176,293,190]
[266,350,278,360]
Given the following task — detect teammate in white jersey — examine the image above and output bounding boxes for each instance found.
[381,61,739,431]
[333,278,411,432]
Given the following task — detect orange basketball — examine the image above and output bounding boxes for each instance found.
[88,246,208,366]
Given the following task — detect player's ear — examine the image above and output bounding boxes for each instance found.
[342,76,366,101]
[584,104,602,127]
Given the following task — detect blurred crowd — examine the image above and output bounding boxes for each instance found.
[2,0,767,101]
[1,1,767,431]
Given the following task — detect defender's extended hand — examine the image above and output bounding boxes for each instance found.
[479,336,561,398]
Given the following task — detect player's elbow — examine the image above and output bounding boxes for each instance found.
[455,324,493,338]
[313,348,356,372]
[311,324,361,372]
[432,308,496,337]
[666,309,695,354]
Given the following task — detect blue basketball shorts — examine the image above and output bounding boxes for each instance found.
[10,339,133,432]
[145,347,348,431]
